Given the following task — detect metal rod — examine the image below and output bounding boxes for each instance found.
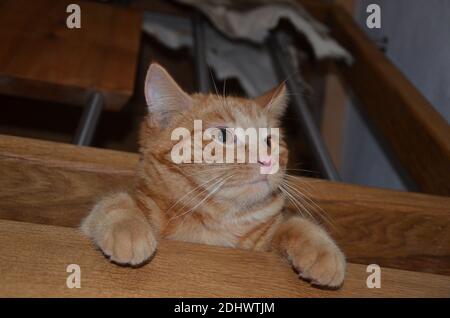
[267,32,341,181]
[192,11,210,93]
[73,92,103,146]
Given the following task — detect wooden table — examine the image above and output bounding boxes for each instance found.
[0,0,142,144]
[0,134,449,297]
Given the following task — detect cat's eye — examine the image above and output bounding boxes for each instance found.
[218,128,227,143]
[266,136,272,148]
[216,127,234,145]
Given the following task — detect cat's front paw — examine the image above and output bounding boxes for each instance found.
[97,218,157,266]
[291,239,346,288]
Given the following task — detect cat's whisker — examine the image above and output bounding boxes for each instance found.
[289,182,337,231]
[222,78,230,108]
[166,174,224,215]
[179,167,234,177]
[171,173,229,214]
[280,182,317,223]
[172,173,235,222]
[181,175,233,219]
[279,184,306,218]
[282,181,318,214]
[278,185,308,220]
[149,163,231,179]
[283,174,316,191]
[173,172,231,215]
[209,67,228,110]
[179,166,232,173]
[222,78,227,99]
[281,180,323,224]
[281,178,336,230]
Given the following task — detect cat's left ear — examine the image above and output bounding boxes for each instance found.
[254,82,288,118]
[144,63,192,127]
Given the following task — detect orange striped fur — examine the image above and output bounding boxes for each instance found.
[81,64,345,288]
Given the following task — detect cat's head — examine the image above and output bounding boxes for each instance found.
[140,63,288,206]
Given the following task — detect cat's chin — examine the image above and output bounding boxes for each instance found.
[217,178,276,205]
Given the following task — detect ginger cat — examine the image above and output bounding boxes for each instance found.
[81,63,345,288]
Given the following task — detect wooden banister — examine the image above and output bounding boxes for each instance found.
[297,1,450,196]
[327,5,450,195]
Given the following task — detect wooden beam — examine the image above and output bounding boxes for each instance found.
[1,219,449,297]
[295,1,333,22]
[1,134,449,275]
[327,5,450,196]
[0,134,137,228]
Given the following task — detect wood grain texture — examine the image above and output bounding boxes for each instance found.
[0,134,138,227]
[327,5,450,196]
[0,219,449,297]
[0,0,142,110]
[296,179,450,275]
[1,134,449,275]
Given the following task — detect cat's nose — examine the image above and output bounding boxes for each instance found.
[258,156,272,167]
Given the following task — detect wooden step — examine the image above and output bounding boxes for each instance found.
[1,134,449,275]
[1,219,449,297]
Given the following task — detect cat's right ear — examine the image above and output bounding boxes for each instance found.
[144,63,192,127]
[254,82,288,118]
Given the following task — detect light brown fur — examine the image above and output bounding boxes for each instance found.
[81,64,346,288]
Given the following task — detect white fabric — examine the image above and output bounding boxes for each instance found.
[178,0,352,63]
[142,1,352,97]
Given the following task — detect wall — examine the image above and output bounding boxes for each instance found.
[340,0,450,190]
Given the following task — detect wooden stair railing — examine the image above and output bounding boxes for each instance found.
[0,134,449,297]
[299,1,450,196]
